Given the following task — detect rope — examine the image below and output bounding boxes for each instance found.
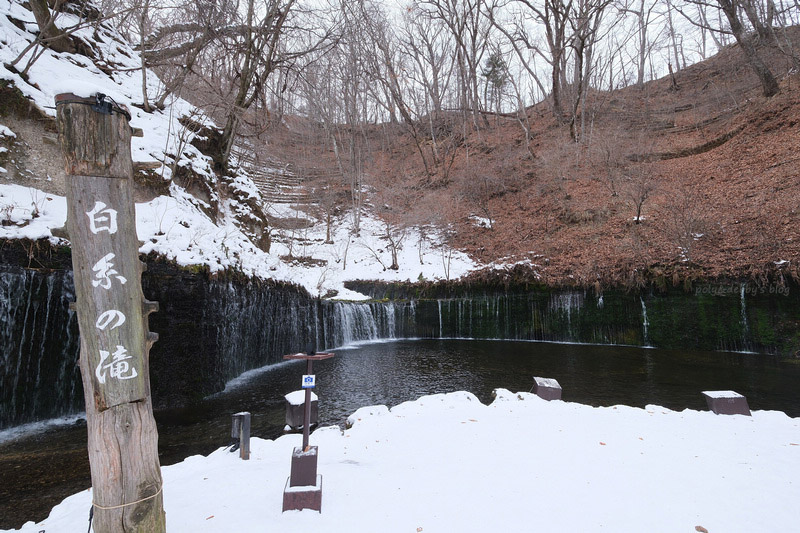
[92,485,163,511]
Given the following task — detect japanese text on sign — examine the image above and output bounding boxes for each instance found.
[302,375,316,389]
[95,345,138,383]
[86,200,138,387]
[86,201,118,235]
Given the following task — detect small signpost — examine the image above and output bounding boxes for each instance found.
[282,350,334,512]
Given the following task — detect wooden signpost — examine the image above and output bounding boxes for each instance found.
[55,93,165,532]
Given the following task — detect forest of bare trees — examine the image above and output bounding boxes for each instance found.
[18,0,800,254]
[22,0,800,155]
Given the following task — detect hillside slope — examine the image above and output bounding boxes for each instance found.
[358,33,800,289]
[0,0,474,299]
[1,0,798,293]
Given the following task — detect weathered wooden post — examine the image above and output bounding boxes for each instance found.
[231,411,251,460]
[55,92,166,532]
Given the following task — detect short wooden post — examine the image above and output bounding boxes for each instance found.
[55,93,165,532]
[231,412,251,460]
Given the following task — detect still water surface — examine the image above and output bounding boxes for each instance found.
[1,339,798,528]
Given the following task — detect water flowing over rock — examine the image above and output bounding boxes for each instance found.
[0,265,81,427]
[1,247,798,429]
[0,257,417,428]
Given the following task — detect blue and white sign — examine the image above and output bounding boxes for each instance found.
[302,374,316,389]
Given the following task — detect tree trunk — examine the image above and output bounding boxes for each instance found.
[55,93,166,533]
[718,0,779,97]
[29,0,75,53]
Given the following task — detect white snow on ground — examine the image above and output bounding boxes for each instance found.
[0,183,475,298]
[3,390,798,533]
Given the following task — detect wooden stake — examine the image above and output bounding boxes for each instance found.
[55,93,165,532]
[231,412,251,460]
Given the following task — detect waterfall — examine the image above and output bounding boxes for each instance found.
[640,297,650,347]
[0,266,81,430]
[549,291,585,338]
[437,300,443,338]
[3,259,796,430]
[740,284,750,347]
[322,301,411,347]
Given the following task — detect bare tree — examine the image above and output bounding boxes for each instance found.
[494,0,572,122]
[566,0,613,142]
[716,0,780,96]
[459,168,506,229]
[28,0,76,53]
[506,71,537,158]
[618,0,663,87]
[419,0,499,131]
[216,0,296,169]
[399,6,458,169]
[679,0,780,97]
[355,0,435,174]
[662,186,709,264]
[623,165,655,224]
[400,8,455,117]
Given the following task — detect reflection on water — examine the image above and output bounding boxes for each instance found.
[1,339,798,529]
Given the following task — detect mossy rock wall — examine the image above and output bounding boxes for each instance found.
[348,280,800,357]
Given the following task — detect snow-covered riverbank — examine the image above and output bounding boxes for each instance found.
[5,390,798,533]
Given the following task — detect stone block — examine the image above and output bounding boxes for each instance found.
[533,376,562,401]
[283,475,322,512]
[290,446,318,487]
[702,390,751,416]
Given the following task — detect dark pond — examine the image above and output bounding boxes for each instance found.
[1,338,798,529]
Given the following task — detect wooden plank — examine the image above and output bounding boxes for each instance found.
[66,173,147,409]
